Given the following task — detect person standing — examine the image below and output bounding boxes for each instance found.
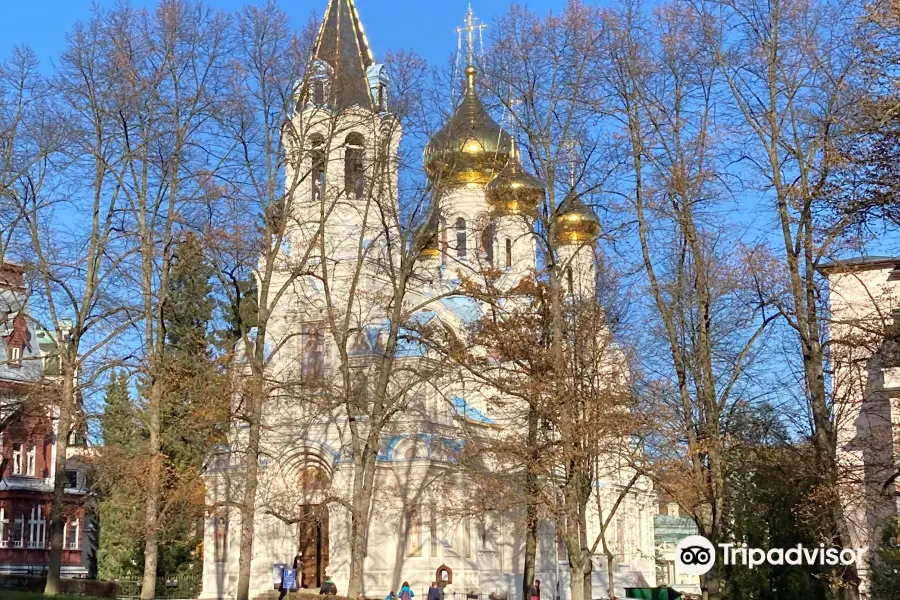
[279,551,304,600]
[427,583,440,600]
[399,581,415,600]
[528,580,541,600]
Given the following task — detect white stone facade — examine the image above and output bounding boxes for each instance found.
[200,3,656,599]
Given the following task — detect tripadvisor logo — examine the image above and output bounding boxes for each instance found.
[675,535,867,576]
[676,536,716,576]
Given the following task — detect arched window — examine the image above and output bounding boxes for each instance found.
[310,134,326,201]
[441,221,448,264]
[313,79,326,105]
[481,222,495,266]
[345,133,365,199]
[567,266,574,294]
[310,60,333,107]
[505,238,512,268]
[455,218,467,259]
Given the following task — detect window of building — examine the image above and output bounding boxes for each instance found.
[350,371,368,416]
[505,238,512,268]
[430,504,439,558]
[66,470,79,489]
[311,135,326,201]
[405,507,422,557]
[10,346,21,365]
[463,517,472,558]
[481,222,495,266]
[0,506,8,548]
[567,266,574,294]
[26,444,36,476]
[213,510,228,562]
[441,223,448,264]
[67,518,80,550]
[313,79,326,106]
[455,218,467,259]
[12,443,22,475]
[345,133,365,200]
[300,324,325,379]
[12,513,24,548]
[27,506,45,548]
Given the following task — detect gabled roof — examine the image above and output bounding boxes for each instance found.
[818,256,900,274]
[312,0,375,110]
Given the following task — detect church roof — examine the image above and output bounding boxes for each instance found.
[312,0,375,110]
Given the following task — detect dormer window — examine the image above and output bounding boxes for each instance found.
[9,346,21,366]
[313,79,326,105]
[367,64,390,112]
[309,60,334,108]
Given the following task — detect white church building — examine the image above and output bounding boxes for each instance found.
[200,2,657,599]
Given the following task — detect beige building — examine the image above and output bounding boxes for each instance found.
[200,2,656,599]
[823,256,900,599]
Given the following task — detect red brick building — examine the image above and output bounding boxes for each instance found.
[0,262,94,577]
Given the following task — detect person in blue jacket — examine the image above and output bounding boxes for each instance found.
[399,582,415,600]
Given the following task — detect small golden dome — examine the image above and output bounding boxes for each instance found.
[424,66,512,188]
[553,191,600,245]
[485,140,544,216]
[420,208,441,259]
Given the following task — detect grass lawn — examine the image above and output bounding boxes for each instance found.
[1,591,112,600]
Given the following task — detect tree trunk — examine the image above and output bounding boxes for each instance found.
[568,561,586,600]
[523,408,539,600]
[347,438,378,599]
[44,359,75,596]
[140,381,163,599]
[236,378,264,600]
[605,551,615,600]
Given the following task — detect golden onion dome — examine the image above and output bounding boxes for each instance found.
[485,140,544,216]
[553,190,601,245]
[424,66,512,188]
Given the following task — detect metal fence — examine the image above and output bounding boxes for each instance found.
[113,573,202,600]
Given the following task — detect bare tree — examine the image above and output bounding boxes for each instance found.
[6,11,138,594]
[689,0,869,595]
[91,2,229,596]
[479,4,622,598]
[598,2,779,598]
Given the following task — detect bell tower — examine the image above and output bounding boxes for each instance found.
[286,0,401,283]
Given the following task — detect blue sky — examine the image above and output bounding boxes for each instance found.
[0,0,564,69]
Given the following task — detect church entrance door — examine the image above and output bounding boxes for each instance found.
[298,505,329,589]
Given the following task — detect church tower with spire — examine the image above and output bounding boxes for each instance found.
[286,0,400,287]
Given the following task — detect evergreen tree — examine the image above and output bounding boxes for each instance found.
[871,519,900,600]
[100,371,138,447]
[97,372,144,578]
[161,232,217,471]
[153,232,223,576]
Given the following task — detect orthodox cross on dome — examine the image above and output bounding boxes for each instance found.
[457,5,486,67]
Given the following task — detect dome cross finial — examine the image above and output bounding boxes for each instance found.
[457,5,486,72]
